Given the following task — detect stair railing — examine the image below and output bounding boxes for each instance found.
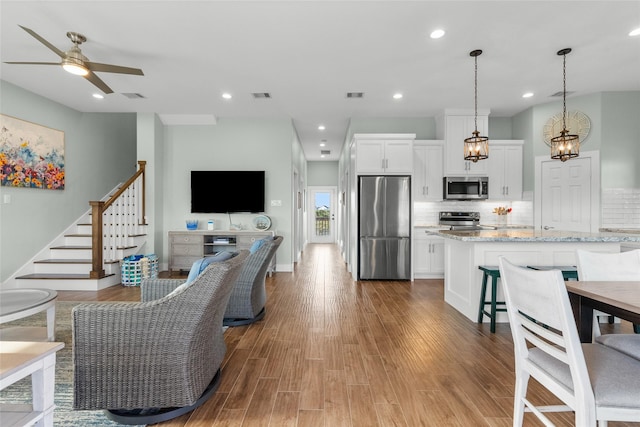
[89,161,146,279]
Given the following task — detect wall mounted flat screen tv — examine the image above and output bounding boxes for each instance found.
[191,170,265,213]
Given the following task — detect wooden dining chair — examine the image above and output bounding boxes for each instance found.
[498,257,640,426]
[575,249,640,337]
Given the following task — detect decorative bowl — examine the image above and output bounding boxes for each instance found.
[186,219,198,230]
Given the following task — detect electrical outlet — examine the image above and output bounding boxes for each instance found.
[3,194,11,204]
[271,200,282,207]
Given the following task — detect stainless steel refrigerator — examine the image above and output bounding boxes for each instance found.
[359,176,411,280]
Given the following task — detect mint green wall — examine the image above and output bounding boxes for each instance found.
[601,92,640,188]
[137,113,166,261]
[160,118,296,269]
[513,91,640,191]
[308,161,338,186]
[0,81,136,282]
[488,117,513,139]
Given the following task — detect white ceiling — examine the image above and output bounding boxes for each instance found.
[1,1,639,161]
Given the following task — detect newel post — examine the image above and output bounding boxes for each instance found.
[89,201,106,279]
[138,160,147,224]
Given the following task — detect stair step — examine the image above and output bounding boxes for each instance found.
[33,259,119,265]
[50,245,91,250]
[16,273,115,280]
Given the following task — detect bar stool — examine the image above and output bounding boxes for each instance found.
[477,266,506,333]
[526,265,578,280]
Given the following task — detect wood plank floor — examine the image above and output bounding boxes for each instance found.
[58,243,637,426]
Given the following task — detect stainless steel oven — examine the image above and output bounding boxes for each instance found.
[443,176,488,200]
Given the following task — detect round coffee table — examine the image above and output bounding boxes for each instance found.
[0,288,58,341]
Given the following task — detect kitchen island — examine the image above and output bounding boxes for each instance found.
[436,228,640,324]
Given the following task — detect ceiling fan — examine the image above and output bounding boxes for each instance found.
[4,25,144,94]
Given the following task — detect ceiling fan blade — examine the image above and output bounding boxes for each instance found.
[18,25,65,59]
[84,71,113,94]
[4,61,61,65]
[86,61,144,76]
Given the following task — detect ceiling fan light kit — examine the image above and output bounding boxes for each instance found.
[463,49,489,163]
[5,25,144,94]
[550,47,580,162]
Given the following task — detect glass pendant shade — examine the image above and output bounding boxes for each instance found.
[464,49,488,162]
[464,131,489,162]
[550,127,579,162]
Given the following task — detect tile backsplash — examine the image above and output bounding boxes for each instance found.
[414,188,640,229]
[601,188,640,229]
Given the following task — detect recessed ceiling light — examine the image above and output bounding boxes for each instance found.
[320,154,325,158]
[318,125,325,131]
[222,93,232,99]
[393,93,403,100]
[92,93,104,99]
[320,143,326,147]
[630,27,640,36]
[430,29,445,39]
[522,92,534,98]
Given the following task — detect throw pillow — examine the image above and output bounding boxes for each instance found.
[249,237,272,254]
[168,251,236,297]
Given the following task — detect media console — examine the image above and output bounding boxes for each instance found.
[169,230,275,274]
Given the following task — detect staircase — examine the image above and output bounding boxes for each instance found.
[12,161,148,291]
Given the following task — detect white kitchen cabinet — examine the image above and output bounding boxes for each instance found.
[488,140,523,200]
[440,113,489,176]
[413,141,444,201]
[413,229,444,278]
[353,134,415,174]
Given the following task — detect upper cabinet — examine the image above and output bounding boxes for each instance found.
[488,140,523,200]
[353,134,415,174]
[437,110,489,176]
[413,141,444,201]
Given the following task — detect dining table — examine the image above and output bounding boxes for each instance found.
[566,281,640,343]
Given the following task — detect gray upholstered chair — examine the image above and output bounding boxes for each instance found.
[72,250,248,425]
[224,235,283,326]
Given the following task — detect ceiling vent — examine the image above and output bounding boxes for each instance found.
[121,93,146,99]
[321,150,331,155]
[346,92,364,98]
[551,91,574,97]
[252,92,272,99]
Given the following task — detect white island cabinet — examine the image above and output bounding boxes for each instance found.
[437,229,640,324]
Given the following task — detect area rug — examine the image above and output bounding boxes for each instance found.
[0,301,143,426]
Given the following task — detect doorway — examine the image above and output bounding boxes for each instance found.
[308,186,336,243]
[534,151,600,232]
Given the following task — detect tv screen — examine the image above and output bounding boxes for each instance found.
[191,170,265,213]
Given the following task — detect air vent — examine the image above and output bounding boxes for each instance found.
[321,150,331,155]
[346,92,364,98]
[551,91,575,97]
[121,93,146,99]
[252,92,272,99]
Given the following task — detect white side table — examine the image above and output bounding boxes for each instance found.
[0,341,64,427]
[0,289,58,341]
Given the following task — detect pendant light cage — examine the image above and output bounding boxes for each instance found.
[464,49,489,163]
[550,48,579,162]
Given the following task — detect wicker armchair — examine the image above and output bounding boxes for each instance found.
[224,236,283,326]
[72,250,248,425]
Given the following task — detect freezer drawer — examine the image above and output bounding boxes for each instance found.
[359,237,410,280]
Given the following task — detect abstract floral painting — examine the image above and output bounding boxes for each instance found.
[0,114,65,190]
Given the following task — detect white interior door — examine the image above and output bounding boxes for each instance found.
[535,151,600,233]
[309,187,336,243]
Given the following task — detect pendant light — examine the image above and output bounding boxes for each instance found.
[464,49,489,162]
[550,48,579,162]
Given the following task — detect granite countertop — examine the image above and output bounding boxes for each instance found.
[436,229,640,242]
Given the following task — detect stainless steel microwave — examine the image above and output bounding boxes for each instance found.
[443,176,489,200]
